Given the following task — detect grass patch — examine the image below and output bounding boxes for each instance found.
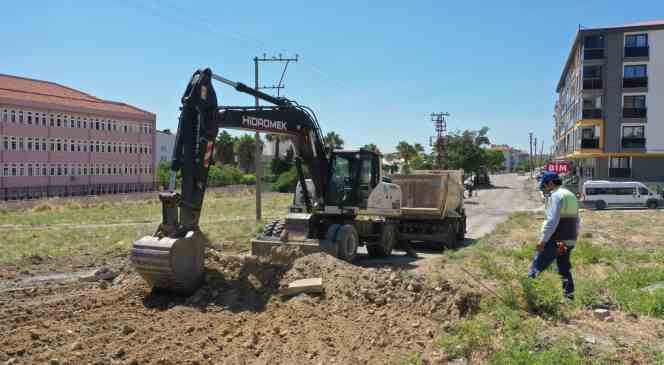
[0,191,292,264]
[438,317,495,359]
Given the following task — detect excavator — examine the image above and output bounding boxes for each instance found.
[130,68,403,294]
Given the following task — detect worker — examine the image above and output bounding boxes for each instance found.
[529,171,580,300]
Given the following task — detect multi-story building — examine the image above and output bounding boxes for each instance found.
[554,20,664,181]
[0,73,156,200]
[155,129,176,168]
[488,144,531,172]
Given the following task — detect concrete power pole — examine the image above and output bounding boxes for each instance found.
[430,112,449,169]
[253,54,298,220]
[529,132,533,178]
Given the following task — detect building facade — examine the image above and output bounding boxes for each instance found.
[554,21,664,181]
[488,144,530,172]
[155,129,176,168]
[0,74,156,200]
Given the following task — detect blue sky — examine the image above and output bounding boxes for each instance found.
[3,1,664,153]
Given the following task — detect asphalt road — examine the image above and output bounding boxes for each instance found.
[355,173,543,272]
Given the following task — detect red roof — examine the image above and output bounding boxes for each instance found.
[0,73,154,121]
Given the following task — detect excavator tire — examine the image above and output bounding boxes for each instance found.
[262,219,285,238]
[130,230,206,295]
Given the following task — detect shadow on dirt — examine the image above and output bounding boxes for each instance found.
[143,256,292,313]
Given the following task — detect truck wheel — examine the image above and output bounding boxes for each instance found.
[368,224,397,257]
[595,200,607,210]
[323,224,358,262]
[647,200,658,209]
[455,218,466,241]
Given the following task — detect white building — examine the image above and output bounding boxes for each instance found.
[155,129,176,167]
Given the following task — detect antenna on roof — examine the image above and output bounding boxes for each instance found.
[578,24,584,30]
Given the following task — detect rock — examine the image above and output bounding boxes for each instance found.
[583,335,596,344]
[5,358,17,365]
[122,324,135,335]
[641,282,664,293]
[94,267,119,281]
[49,360,60,365]
[374,297,386,306]
[412,321,421,328]
[112,348,126,359]
[29,330,39,340]
[593,308,610,320]
[282,278,323,297]
[71,341,83,350]
[582,232,593,238]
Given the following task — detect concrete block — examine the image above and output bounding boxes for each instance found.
[282,277,323,296]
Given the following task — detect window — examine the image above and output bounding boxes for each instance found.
[11,110,16,122]
[77,117,81,129]
[83,119,88,129]
[56,115,61,127]
[35,138,40,151]
[583,66,602,89]
[71,140,76,152]
[95,141,100,153]
[639,187,649,195]
[2,136,7,150]
[2,109,6,122]
[2,165,8,177]
[42,138,47,151]
[70,117,75,128]
[11,164,17,176]
[18,111,23,123]
[41,113,47,126]
[27,112,32,124]
[624,95,646,109]
[624,65,647,78]
[57,164,62,176]
[19,164,24,176]
[584,35,604,49]
[95,120,100,130]
[56,139,62,152]
[27,137,33,151]
[610,157,630,169]
[626,34,648,48]
[18,137,24,151]
[11,136,17,151]
[623,125,644,138]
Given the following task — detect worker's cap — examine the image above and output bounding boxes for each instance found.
[538,171,559,184]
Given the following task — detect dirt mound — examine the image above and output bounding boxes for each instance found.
[0,252,481,365]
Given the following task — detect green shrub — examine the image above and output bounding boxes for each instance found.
[241,174,256,185]
[607,267,664,317]
[273,166,298,193]
[208,164,244,186]
[489,341,582,365]
[519,272,565,319]
[437,318,494,359]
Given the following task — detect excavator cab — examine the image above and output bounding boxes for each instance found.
[325,149,380,210]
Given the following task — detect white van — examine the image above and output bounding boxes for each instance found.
[581,180,662,210]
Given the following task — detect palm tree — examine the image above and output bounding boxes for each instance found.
[396,141,416,167]
[362,143,378,152]
[413,143,425,156]
[324,131,344,151]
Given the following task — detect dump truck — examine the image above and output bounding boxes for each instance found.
[391,170,466,249]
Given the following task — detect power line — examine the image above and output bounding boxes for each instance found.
[430,112,449,170]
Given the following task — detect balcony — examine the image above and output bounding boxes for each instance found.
[582,109,602,119]
[625,46,649,58]
[622,137,646,148]
[584,48,604,60]
[583,79,603,90]
[623,77,648,89]
[623,108,647,118]
[581,139,600,149]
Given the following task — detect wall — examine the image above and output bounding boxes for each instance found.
[648,29,664,152]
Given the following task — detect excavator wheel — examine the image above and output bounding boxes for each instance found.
[130,230,206,295]
[321,224,358,262]
[262,219,285,238]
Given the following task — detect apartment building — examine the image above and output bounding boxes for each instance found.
[488,144,530,172]
[155,129,176,168]
[554,20,664,180]
[0,73,156,200]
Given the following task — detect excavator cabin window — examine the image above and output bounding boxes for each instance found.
[326,151,379,209]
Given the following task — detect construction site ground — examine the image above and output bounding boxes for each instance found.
[2,174,664,364]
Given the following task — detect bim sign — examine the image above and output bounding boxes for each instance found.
[546,161,571,174]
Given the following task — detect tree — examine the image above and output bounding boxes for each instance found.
[485,150,506,173]
[443,127,492,173]
[396,141,417,168]
[215,131,235,165]
[362,143,378,152]
[234,134,261,173]
[324,131,344,151]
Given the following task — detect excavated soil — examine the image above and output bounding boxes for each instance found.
[0,249,480,365]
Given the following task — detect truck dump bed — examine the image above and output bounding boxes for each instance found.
[391,170,464,219]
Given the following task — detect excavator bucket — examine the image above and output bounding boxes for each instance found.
[130,230,206,295]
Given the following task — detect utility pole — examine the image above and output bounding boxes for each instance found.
[534,136,538,169]
[430,112,449,170]
[253,53,299,220]
[540,142,545,166]
[529,132,533,178]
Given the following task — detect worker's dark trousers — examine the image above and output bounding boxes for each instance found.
[528,240,575,299]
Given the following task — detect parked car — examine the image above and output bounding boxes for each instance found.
[581,180,662,210]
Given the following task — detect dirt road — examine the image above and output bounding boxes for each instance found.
[356,173,542,272]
